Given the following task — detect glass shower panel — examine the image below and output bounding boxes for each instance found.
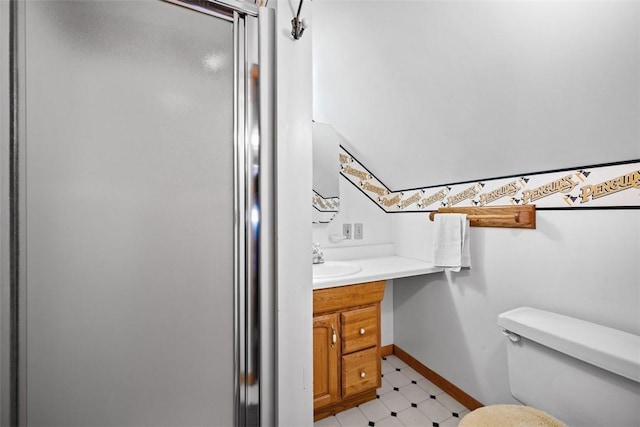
[25,1,234,425]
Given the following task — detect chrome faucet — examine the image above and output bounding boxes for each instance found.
[312,242,324,264]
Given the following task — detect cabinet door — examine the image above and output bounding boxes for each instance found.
[313,313,340,409]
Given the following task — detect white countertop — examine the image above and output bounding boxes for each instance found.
[312,255,443,289]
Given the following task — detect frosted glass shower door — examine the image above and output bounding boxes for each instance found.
[23,1,237,425]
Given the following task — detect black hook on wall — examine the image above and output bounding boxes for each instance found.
[291,0,305,40]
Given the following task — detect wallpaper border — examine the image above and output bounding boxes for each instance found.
[339,145,640,213]
[312,189,340,224]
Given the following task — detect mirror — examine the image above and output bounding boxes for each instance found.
[311,0,639,190]
[312,121,340,224]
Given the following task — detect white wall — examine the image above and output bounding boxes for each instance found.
[272,0,314,425]
[392,210,640,405]
[312,0,639,189]
[380,281,394,347]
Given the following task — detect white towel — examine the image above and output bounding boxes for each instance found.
[433,213,471,272]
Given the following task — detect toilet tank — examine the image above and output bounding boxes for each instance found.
[498,307,640,427]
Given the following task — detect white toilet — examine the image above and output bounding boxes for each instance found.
[461,307,640,427]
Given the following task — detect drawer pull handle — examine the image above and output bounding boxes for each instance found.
[360,371,366,378]
[331,323,337,348]
[359,328,366,335]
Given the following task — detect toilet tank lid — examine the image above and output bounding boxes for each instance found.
[498,307,640,383]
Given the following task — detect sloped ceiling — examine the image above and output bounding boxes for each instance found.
[312,0,640,190]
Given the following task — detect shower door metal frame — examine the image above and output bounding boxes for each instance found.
[0,0,276,425]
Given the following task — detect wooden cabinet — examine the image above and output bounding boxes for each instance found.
[313,281,385,421]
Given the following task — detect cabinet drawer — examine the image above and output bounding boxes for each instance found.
[342,347,380,397]
[341,305,378,354]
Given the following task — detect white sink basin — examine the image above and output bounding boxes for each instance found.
[313,261,362,279]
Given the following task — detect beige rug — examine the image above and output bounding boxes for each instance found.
[459,404,567,427]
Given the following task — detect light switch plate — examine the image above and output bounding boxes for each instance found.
[343,223,352,239]
[354,223,363,240]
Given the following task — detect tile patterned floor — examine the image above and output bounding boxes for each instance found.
[315,355,470,427]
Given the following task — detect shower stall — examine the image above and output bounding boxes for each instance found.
[0,0,275,425]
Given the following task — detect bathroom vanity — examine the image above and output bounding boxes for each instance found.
[313,280,385,420]
[311,246,444,420]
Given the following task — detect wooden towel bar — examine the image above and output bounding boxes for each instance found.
[428,205,536,229]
